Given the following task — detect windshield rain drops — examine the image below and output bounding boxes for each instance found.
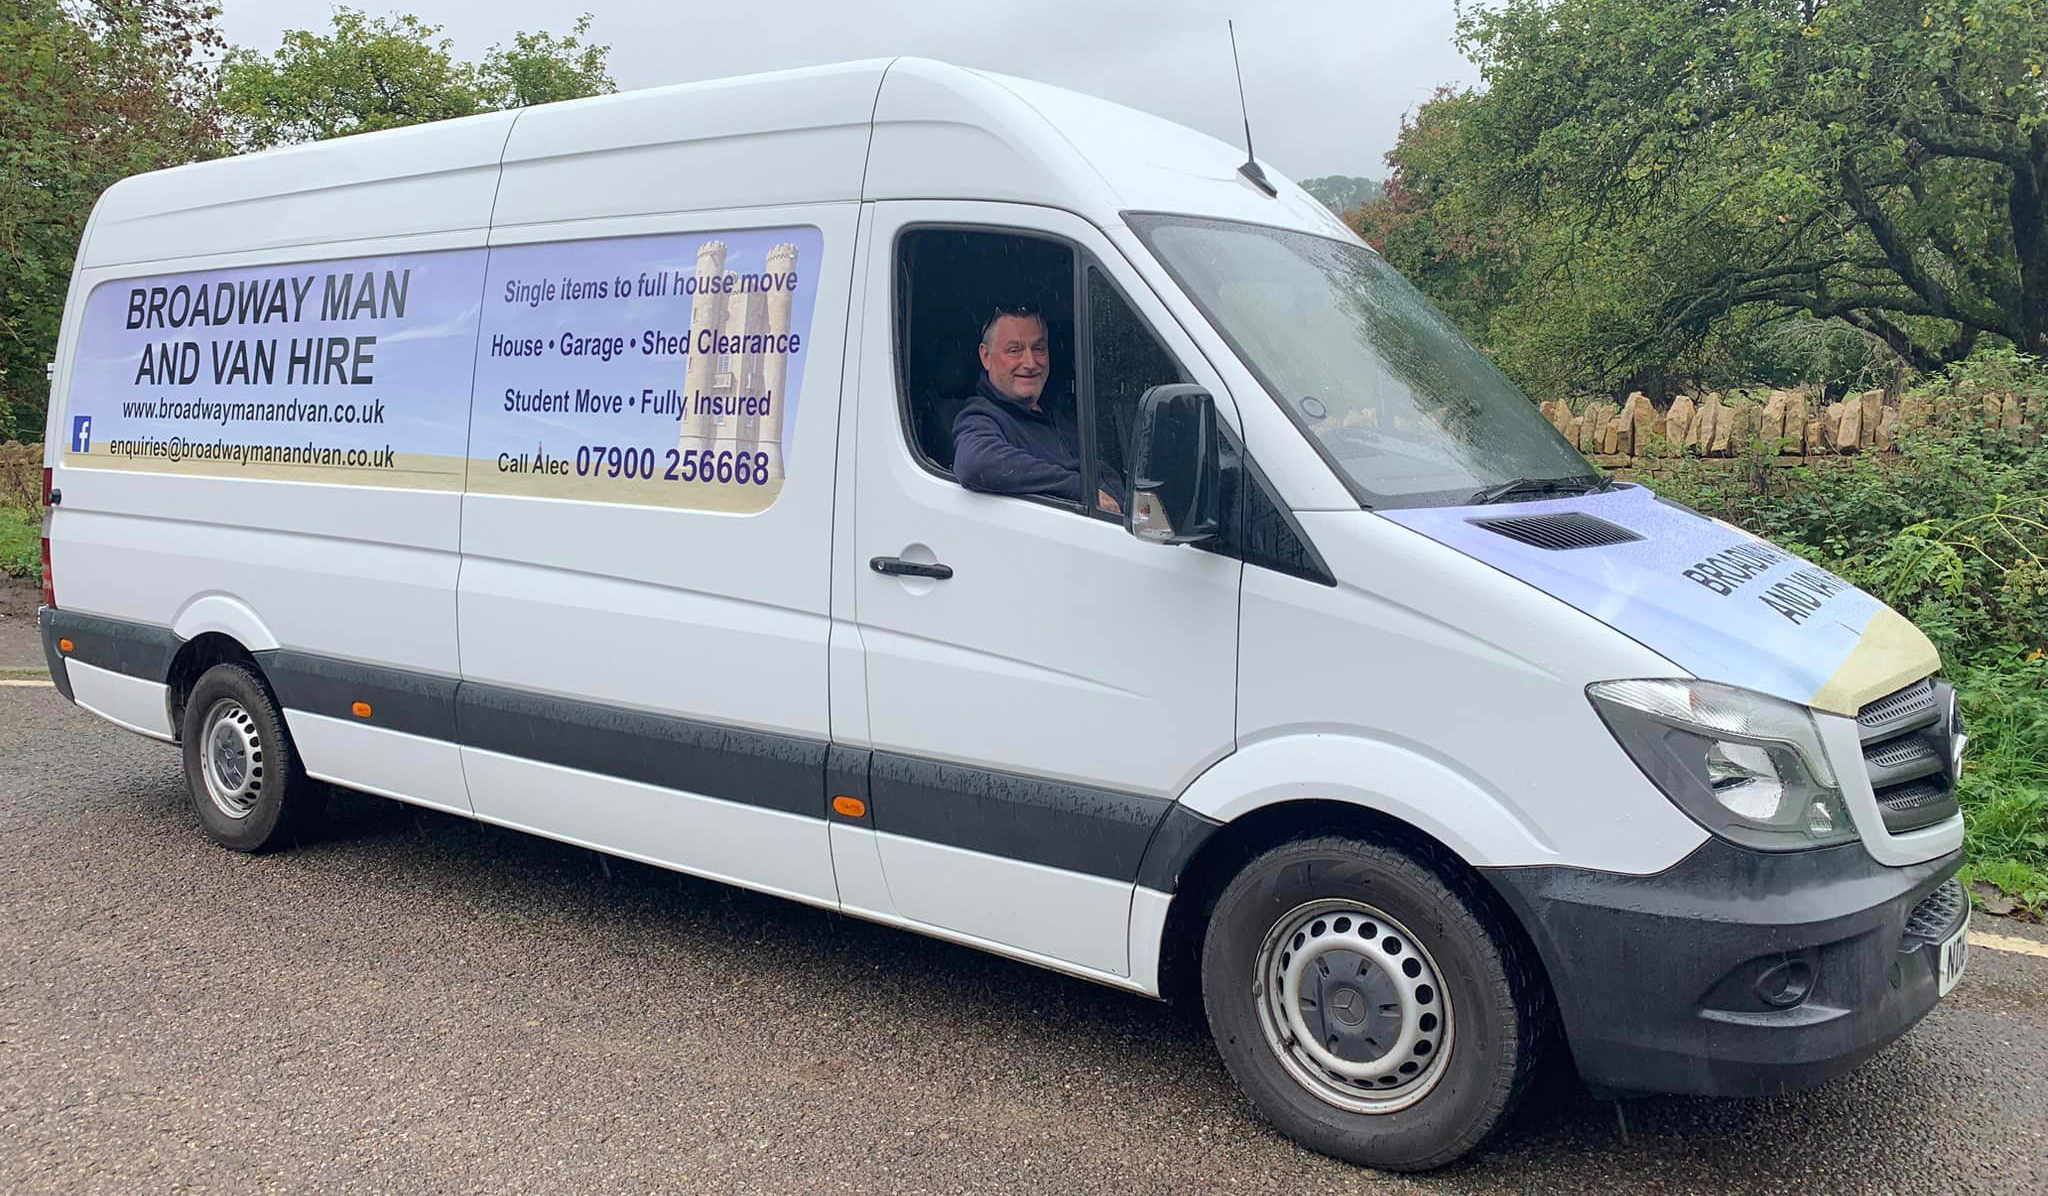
[1128,215,1598,508]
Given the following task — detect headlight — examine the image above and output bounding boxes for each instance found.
[1587,679,1857,851]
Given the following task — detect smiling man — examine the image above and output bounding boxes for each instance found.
[951,304,1121,513]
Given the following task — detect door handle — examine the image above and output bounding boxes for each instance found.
[870,556,954,580]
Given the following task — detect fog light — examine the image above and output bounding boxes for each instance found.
[1754,958,1814,1009]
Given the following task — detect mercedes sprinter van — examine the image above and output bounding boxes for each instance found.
[37,59,1969,1170]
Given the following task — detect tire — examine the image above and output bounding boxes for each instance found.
[178,662,322,852]
[1199,835,1546,1172]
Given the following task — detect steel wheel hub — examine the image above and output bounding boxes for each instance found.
[1252,899,1455,1114]
[200,698,264,820]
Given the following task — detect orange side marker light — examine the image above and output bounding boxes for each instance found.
[57,639,73,654]
[832,796,866,819]
[351,701,373,719]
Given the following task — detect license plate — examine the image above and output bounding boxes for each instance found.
[1938,913,1970,996]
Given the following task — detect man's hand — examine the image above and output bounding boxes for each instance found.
[1097,489,1123,515]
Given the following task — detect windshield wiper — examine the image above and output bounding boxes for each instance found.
[1469,475,1609,505]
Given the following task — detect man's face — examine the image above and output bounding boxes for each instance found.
[979,313,1050,405]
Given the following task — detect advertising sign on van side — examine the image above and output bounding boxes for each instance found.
[62,225,822,514]
[68,249,488,487]
[469,227,822,513]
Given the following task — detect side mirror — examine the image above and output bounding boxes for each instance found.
[1127,385,1221,544]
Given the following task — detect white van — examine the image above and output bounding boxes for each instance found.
[37,59,1969,1170]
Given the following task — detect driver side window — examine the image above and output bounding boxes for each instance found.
[892,227,1188,520]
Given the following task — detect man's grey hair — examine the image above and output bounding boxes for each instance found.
[980,305,1048,346]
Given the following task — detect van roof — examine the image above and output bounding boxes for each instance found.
[865,59,1349,237]
[81,58,1356,269]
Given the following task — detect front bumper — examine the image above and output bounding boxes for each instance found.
[1485,838,1964,1098]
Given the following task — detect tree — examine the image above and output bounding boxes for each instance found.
[0,0,224,440]
[0,6,615,441]
[216,9,479,148]
[478,14,613,109]
[218,8,614,151]
[1362,0,2048,393]
[1299,174,1384,217]
[1352,90,1529,354]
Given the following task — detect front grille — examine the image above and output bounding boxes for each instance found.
[1866,736,1937,772]
[1467,512,1644,551]
[1878,778,1949,815]
[1856,677,1959,835]
[1902,877,1966,945]
[1858,678,1936,738]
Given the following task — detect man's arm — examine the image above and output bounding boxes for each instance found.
[1094,459,1126,511]
[952,410,1085,502]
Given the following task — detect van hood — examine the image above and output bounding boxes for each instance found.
[1377,484,1938,716]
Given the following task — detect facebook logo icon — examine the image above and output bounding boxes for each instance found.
[70,415,91,453]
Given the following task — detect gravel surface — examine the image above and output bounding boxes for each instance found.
[2,686,2044,1195]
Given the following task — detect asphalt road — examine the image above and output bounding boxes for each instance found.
[4,685,2045,1195]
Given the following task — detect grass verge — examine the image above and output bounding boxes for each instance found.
[1954,657,2048,918]
[0,506,38,580]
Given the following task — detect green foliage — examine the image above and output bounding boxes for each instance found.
[477,15,613,110]
[0,0,225,442]
[217,9,485,147]
[1298,175,1384,218]
[0,506,38,580]
[1961,857,2048,918]
[1357,0,2048,396]
[0,441,42,578]
[1954,657,2048,913]
[1657,347,2048,908]
[3,7,615,438]
[1354,89,1528,351]
[1661,360,2048,661]
[217,9,614,151]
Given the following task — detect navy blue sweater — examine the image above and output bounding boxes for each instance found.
[952,373,1120,503]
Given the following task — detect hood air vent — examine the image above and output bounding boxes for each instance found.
[1468,512,1644,551]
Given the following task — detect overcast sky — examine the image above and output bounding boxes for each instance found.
[216,1,1479,181]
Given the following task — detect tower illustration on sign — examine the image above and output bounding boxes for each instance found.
[678,239,799,481]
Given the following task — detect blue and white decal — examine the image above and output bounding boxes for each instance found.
[1380,485,1938,715]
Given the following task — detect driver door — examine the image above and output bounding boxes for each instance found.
[840,202,1242,976]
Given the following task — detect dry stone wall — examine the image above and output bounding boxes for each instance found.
[1537,387,2042,472]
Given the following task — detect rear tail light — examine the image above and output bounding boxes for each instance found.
[39,467,54,608]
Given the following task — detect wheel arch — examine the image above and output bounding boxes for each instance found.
[1147,734,1564,1009]
[171,594,279,653]
[1160,799,1540,1005]
[163,596,282,739]
[163,633,266,741]
[1169,733,1559,868]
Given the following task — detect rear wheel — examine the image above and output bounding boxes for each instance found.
[1200,835,1545,1172]
[179,663,321,852]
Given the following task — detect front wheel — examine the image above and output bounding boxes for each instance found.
[1200,836,1547,1171]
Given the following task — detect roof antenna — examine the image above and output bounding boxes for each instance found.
[1228,20,1277,197]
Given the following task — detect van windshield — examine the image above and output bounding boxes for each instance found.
[1127,214,1598,509]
